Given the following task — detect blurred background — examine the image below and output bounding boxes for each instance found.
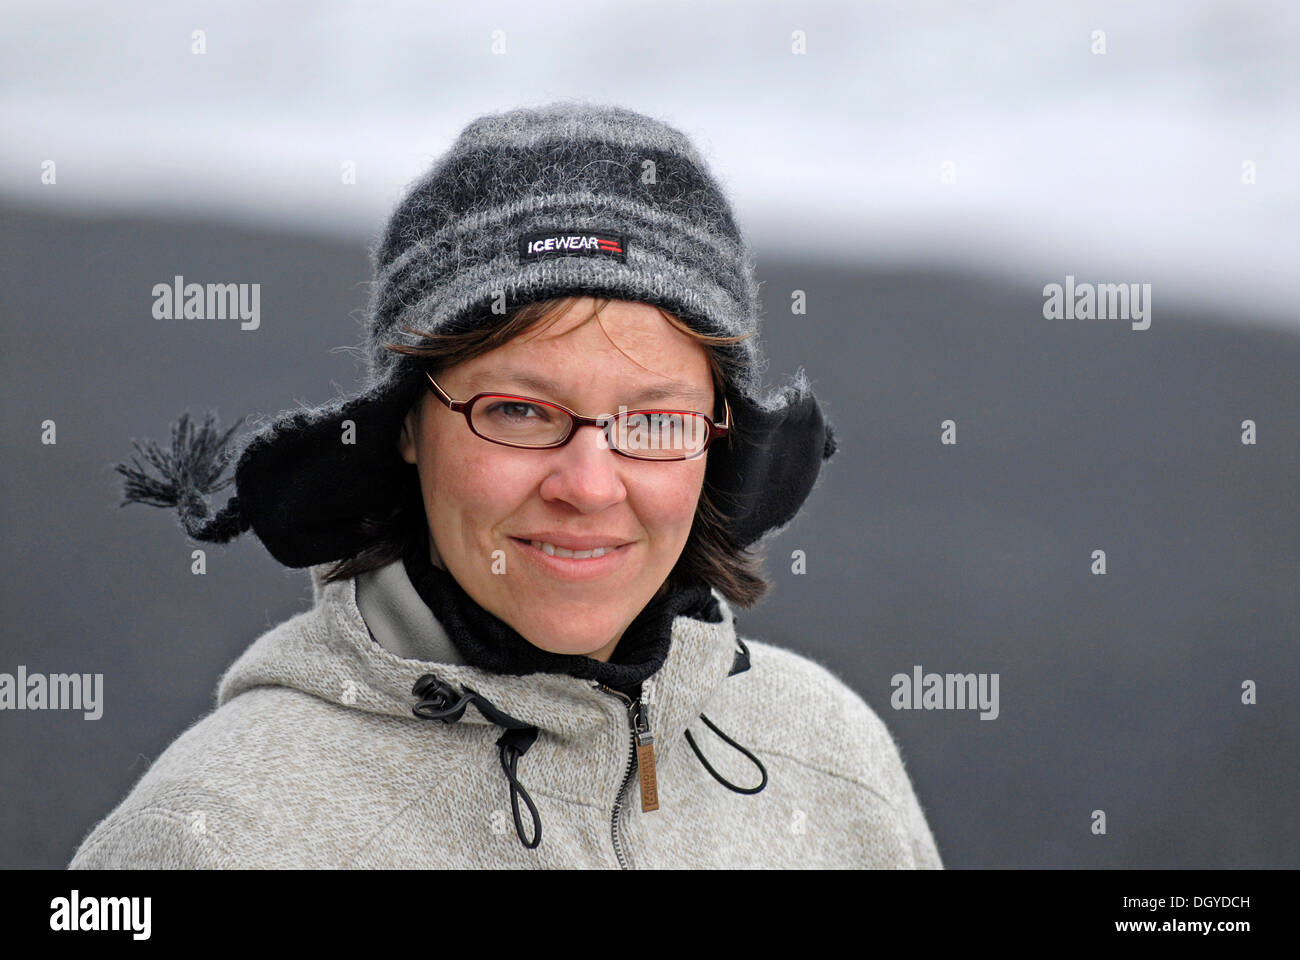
[1,0,1296,869]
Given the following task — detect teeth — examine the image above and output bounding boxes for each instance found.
[528,540,612,559]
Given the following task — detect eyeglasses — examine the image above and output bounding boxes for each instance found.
[422,372,731,461]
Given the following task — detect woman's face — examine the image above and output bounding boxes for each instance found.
[398,298,715,661]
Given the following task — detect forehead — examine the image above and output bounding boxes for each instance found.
[448,298,717,403]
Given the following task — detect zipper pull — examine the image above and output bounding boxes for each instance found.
[634,692,659,813]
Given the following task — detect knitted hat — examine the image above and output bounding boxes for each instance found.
[116,101,838,569]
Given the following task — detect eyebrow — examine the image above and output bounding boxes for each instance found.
[470,368,714,409]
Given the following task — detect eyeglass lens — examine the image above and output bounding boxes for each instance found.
[470,396,710,458]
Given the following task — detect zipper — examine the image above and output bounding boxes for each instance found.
[593,681,658,870]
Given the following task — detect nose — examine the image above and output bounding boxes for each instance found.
[536,422,628,513]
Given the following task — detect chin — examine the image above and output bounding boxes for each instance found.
[510,611,625,658]
[528,636,613,658]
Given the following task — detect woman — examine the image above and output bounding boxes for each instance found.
[71,102,942,869]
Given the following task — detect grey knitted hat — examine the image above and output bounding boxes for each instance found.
[116,101,837,568]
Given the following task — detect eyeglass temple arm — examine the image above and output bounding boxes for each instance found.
[424,371,460,410]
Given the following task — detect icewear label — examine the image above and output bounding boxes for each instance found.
[519,230,627,263]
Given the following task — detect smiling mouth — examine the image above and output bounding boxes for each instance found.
[510,537,628,559]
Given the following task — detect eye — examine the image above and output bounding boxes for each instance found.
[484,400,551,423]
[634,412,685,429]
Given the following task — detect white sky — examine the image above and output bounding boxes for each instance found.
[3,0,1297,327]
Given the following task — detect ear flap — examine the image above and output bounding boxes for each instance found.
[233,374,425,568]
[705,377,838,551]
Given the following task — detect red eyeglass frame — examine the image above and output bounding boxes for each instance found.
[422,371,731,461]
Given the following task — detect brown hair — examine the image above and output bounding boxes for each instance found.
[319,296,771,607]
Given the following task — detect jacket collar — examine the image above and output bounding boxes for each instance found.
[355,557,466,664]
[218,564,743,808]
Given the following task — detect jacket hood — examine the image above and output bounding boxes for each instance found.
[215,564,761,849]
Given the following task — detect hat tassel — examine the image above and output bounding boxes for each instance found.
[115,411,251,543]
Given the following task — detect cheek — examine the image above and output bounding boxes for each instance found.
[632,462,707,538]
[421,429,534,531]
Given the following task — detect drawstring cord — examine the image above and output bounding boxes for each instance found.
[683,714,769,795]
[497,727,541,848]
[410,637,766,852]
[681,636,768,795]
[412,675,543,850]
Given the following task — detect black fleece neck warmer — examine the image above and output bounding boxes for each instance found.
[401,542,723,697]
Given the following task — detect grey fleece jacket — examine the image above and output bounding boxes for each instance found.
[69,562,943,869]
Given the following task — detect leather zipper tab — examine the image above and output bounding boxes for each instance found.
[634,696,659,812]
[636,740,659,812]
